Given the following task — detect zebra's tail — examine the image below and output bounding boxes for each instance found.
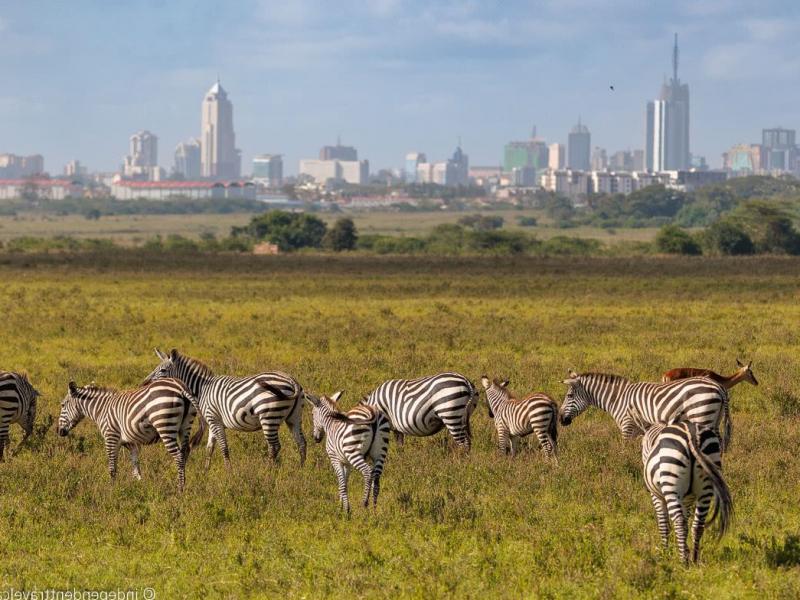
[547,398,559,456]
[721,389,732,452]
[686,424,733,540]
[182,390,207,449]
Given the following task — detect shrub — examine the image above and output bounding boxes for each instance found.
[701,221,754,255]
[655,225,701,255]
[516,216,537,227]
[233,210,327,251]
[323,217,358,251]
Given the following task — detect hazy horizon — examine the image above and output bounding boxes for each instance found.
[2,0,798,175]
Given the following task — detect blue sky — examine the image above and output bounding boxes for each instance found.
[1,0,799,174]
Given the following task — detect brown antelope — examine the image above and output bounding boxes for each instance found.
[661,359,758,389]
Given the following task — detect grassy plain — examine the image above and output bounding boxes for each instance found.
[0,209,663,244]
[0,253,799,598]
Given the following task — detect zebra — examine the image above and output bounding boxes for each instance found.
[309,391,391,513]
[142,348,306,469]
[362,372,478,449]
[0,371,40,461]
[642,422,733,564]
[481,376,558,461]
[559,371,731,449]
[57,378,203,491]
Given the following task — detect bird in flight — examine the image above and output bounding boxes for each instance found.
[609,85,615,91]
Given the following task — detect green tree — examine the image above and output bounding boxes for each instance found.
[732,201,800,254]
[701,221,754,255]
[655,225,701,255]
[323,217,358,251]
[458,214,504,231]
[233,210,327,251]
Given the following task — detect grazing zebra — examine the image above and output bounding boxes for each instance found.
[309,391,391,513]
[559,371,731,449]
[0,371,40,461]
[481,376,558,460]
[143,349,306,469]
[57,378,202,491]
[642,422,733,564]
[662,359,758,389]
[362,372,478,449]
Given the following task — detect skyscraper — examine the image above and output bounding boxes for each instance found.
[567,118,591,170]
[646,34,690,172]
[320,138,358,161]
[405,152,427,183]
[252,154,283,188]
[123,130,160,179]
[201,80,241,179]
[174,138,201,179]
[761,127,797,172]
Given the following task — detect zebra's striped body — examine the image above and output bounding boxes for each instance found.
[560,372,731,448]
[363,372,477,449]
[642,422,732,564]
[481,376,558,460]
[57,378,201,491]
[310,392,391,513]
[0,371,40,461]
[143,349,306,468]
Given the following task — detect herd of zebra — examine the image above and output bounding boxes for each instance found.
[0,350,758,564]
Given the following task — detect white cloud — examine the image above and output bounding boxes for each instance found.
[744,17,796,42]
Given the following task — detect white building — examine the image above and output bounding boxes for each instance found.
[548,143,565,170]
[201,80,241,179]
[0,178,82,200]
[174,138,201,179]
[64,160,87,177]
[252,154,283,188]
[298,158,368,185]
[123,130,160,180]
[110,178,255,200]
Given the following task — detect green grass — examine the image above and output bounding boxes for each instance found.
[0,253,799,597]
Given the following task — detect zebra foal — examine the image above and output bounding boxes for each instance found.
[58,378,202,491]
[0,371,40,461]
[309,391,391,513]
[642,422,732,564]
[143,349,306,469]
[481,376,558,461]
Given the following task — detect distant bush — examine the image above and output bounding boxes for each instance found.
[701,221,754,255]
[539,236,602,256]
[233,210,327,251]
[457,214,504,231]
[516,216,537,227]
[655,225,701,255]
[323,217,358,251]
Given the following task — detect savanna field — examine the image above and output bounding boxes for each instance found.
[0,253,799,598]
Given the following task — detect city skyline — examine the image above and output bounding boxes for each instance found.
[1,1,799,174]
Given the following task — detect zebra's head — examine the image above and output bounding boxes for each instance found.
[560,371,590,426]
[481,375,509,419]
[58,381,86,436]
[16,373,40,436]
[735,359,758,386]
[309,391,343,443]
[142,348,178,385]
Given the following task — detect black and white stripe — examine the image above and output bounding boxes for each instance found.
[0,371,40,461]
[143,349,306,468]
[309,391,391,513]
[362,372,477,449]
[642,422,733,564]
[481,376,558,460]
[559,371,731,448]
[57,378,201,491]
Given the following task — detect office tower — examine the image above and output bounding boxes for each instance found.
[567,118,591,170]
[252,154,283,187]
[174,138,201,179]
[201,80,241,179]
[123,130,159,179]
[646,34,690,171]
[548,143,565,169]
[320,138,358,161]
[761,127,797,172]
[405,152,426,183]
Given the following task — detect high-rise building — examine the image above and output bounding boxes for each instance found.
[761,127,797,172]
[320,138,358,161]
[548,143,565,169]
[448,144,469,186]
[504,127,548,176]
[174,138,201,179]
[591,147,608,172]
[567,118,591,170]
[299,158,369,185]
[405,152,427,183]
[0,154,45,177]
[64,160,87,178]
[609,150,634,172]
[646,34,690,172]
[201,80,241,179]
[252,154,283,188]
[123,130,160,180]
[722,144,766,175]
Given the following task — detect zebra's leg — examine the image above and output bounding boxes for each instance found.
[157,428,186,492]
[349,454,373,508]
[103,432,122,480]
[285,401,307,467]
[0,417,12,462]
[665,492,689,564]
[258,413,282,462]
[393,431,404,447]
[442,417,471,451]
[534,428,555,461]
[496,422,510,455]
[651,493,670,550]
[509,435,520,458]
[205,417,230,470]
[691,490,713,563]
[371,437,389,508]
[332,459,350,514]
[124,443,142,480]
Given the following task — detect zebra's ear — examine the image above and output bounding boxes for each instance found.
[480,375,490,389]
[331,390,344,403]
[155,348,168,360]
[170,348,179,360]
[68,381,78,395]
[500,380,509,388]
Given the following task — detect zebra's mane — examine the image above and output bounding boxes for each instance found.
[578,372,631,385]
[175,352,215,378]
[76,384,120,396]
[491,379,518,402]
